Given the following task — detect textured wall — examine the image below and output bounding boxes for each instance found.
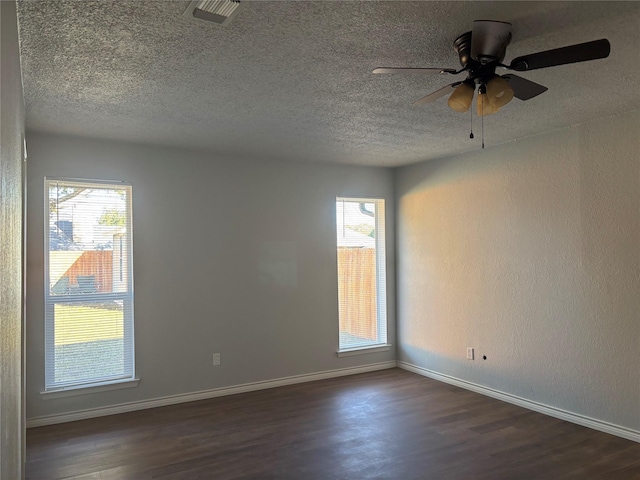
[25,132,395,419]
[1,1,25,477]
[396,110,640,431]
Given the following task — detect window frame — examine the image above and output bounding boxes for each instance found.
[43,177,136,394]
[336,196,389,355]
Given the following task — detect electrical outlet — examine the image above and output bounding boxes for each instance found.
[466,347,474,360]
[212,353,221,366]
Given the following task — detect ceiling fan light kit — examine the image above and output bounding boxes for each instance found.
[447,82,475,112]
[447,76,514,114]
[374,19,611,128]
[485,76,514,109]
[477,92,499,116]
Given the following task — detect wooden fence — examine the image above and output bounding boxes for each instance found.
[337,247,377,341]
[52,251,113,294]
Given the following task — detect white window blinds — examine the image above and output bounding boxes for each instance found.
[336,198,387,350]
[45,179,134,391]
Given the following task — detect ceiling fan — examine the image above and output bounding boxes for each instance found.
[373,20,611,116]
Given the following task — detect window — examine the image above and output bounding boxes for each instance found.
[336,197,387,351]
[45,179,134,392]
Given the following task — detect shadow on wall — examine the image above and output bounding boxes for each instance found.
[398,145,514,197]
[399,343,543,400]
[397,343,623,429]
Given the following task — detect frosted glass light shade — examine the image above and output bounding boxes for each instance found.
[486,76,514,108]
[447,83,475,112]
[477,93,500,116]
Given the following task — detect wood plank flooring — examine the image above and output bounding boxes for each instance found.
[26,369,640,479]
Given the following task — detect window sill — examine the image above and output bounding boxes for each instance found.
[336,344,392,357]
[41,378,140,399]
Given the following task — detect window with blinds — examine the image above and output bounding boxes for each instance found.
[336,197,387,351]
[45,179,134,391]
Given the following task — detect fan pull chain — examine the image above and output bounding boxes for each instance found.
[481,91,485,149]
[469,105,474,139]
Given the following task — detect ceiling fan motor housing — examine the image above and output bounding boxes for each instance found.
[471,20,512,64]
[454,32,473,68]
[454,21,514,85]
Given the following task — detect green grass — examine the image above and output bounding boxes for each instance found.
[54,304,123,346]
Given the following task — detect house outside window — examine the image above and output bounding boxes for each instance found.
[44,178,135,392]
[336,197,387,352]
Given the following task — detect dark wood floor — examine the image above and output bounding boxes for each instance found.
[26,369,639,480]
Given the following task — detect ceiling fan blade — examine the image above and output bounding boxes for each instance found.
[413,82,462,106]
[373,67,458,75]
[471,20,512,64]
[502,74,548,100]
[508,39,610,72]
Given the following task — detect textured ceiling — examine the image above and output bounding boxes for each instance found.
[17,1,640,167]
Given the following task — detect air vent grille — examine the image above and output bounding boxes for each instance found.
[183,0,241,26]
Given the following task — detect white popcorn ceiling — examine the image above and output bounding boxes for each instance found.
[16,1,640,167]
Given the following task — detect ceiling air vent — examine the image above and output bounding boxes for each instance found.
[183,0,241,26]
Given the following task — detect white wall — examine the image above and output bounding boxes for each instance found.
[25,132,395,419]
[396,110,640,432]
[1,0,26,477]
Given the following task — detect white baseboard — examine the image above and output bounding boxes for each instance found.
[28,360,640,443]
[397,361,640,443]
[27,361,397,428]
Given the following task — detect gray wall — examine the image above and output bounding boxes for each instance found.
[395,109,640,432]
[1,0,26,477]
[25,132,396,419]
